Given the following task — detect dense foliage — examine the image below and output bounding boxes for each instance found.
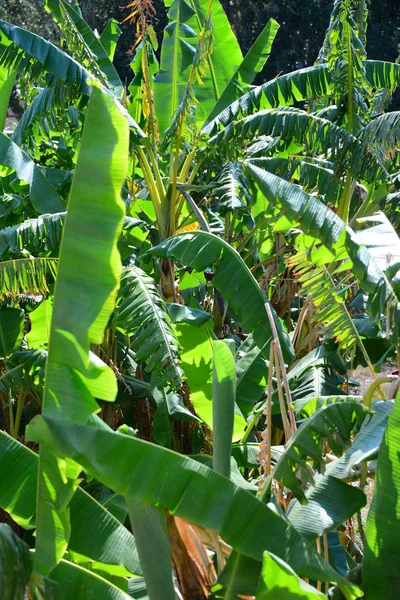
[0,0,399,598]
[3,0,400,107]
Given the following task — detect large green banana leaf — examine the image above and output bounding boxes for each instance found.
[175,321,246,439]
[205,18,279,125]
[26,299,52,349]
[27,415,360,598]
[0,133,64,214]
[256,551,325,599]
[203,59,400,134]
[0,431,141,576]
[363,395,400,598]
[100,19,121,62]
[0,66,16,131]
[247,157,342,209]
[149,231,294,362]
[210,108,383,183]
[154,0,242,134]
[212,339,236,478]
[49,559,133,600]
[0,21,91,95]
[34,85,129,575]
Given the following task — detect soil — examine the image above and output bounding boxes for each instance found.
[351,361,398,397]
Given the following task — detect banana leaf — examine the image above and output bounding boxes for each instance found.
[212,339,236,478]
[0,21,91,95]
[363,395,400,598]
[149,231,294,362]
[0,524,32,600]
[27,414,363,597]
[256,551,326,599]
[0,307,24,358]
[0,431,141,576]
[34,85,129,575]
[49,559,133,600]
[205,18,279,125]
[0,133,65,214]
[0,67,16,131]
[44,0,122,94]
[175,321,246,440]
[154,0,243,133]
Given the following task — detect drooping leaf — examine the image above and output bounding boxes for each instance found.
[49,559,133,600]
[359,110,400,155]
[288,474,366,540]
[255,551,326,599]
[0,20,91,95]
[149,231,294,362]
[27,415,360,592]
[203,60,400,134]
[268,401,369,501]
[356,212,400,272]
[247,164,395,312]
[328,400,393,479]
[211,162,251,214]
[0,132,65,214]
[0,212,65,260]
[203,64,332,134]
[44,0,122,93]
[209,108,383,183]
[11,85,78,146]
[247,157,343,208]
[166,302,212,326]
[287,400,393,541]
[0,431,142,576]
[0,258,57,301]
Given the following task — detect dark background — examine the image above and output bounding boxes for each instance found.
[2,0,400,91]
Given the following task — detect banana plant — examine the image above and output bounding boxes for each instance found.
[0,1,400,598]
